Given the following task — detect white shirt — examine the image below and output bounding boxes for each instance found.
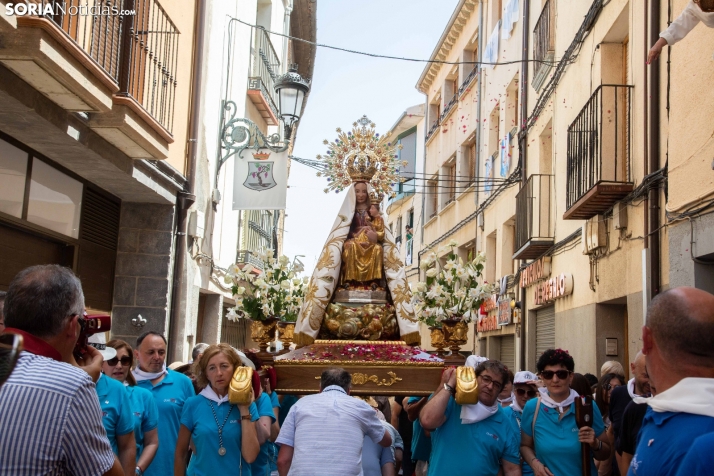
[660,1,714,45]
[0,352,116,475]
[276,385,387,476]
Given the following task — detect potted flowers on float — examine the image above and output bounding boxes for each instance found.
[224,249,308,353]
[411,240,494,357]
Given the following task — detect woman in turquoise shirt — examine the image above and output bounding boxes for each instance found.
[175,344,261,476]
[105,339,159,476]
[521,349,611,476]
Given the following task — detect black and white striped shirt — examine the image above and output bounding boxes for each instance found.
[0,352,115,475]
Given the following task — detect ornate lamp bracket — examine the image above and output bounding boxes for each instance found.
[216,100,289,181]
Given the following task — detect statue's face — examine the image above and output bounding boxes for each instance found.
[355,182,369,205]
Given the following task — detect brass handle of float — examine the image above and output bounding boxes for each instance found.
[229,366,254,405]
[455,366,479,405]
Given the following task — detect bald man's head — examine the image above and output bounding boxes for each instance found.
[647,287,714,367]
[631,351,650,395]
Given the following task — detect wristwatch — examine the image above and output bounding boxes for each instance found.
[443,383,455,395]
[135,467,143,476]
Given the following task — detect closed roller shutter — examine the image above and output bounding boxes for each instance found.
[536,306,556,362]
[500,336,515,372]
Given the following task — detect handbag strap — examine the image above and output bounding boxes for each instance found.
[532,398,542,438]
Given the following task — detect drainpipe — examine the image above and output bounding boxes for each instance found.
[518,0,530,371]
[472,0,485,356]
[168,0,206,361]
[648,0,661,301]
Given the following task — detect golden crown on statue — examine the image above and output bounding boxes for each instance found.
[369,190,384,204]
[316,115,406,197]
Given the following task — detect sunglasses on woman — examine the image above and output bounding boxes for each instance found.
[604,383,620,391]
[107,356,132,367]
[540,370,571,380]
[515,388,537,398]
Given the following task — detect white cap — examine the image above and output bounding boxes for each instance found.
[513,371,538,385]
[465,355,489,369]
[87,332,117,361]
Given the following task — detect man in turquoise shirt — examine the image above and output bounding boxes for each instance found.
[419,361,521,476]
[133,331,194,476]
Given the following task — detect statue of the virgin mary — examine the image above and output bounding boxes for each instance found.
[294,116,420,346]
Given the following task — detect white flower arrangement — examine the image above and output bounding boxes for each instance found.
[411,242,494,327]
[223,250,307,323]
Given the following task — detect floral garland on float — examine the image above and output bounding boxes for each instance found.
[224,249,308,352]
[411,240,495,356]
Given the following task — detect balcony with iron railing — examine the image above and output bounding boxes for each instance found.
[425,117,440,143]
[236,250,264,271]
[440,92,458,122]
[8,0,181,159]
[532,0,555,91]
[514,174,555,260]
[564,85,634,220]
[248,28,280,126]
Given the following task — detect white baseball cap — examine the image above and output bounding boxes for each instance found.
[465,355,489,369]
[513,371,538,385]
[88,332,117,361]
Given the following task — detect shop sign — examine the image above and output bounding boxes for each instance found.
[533,273,574,305]
[481,294,498,313]
[520,257,551,288]
[478,314,499,332]
[497,298,512,326]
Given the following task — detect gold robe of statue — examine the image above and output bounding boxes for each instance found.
[341,209,384,283]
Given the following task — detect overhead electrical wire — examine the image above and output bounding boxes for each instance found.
[231,17,559,68]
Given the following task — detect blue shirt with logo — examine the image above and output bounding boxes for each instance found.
[180,395,259,476]
[407,396,432,462]
[125,385,158,459]
[96,373,135,456]
[627,408,714,476]
[251,392,277,476]
[268,392,280,472]
[427,397,520,476]
[502,405,534,476]
[522,398,604,476]
[675,431,714,476]
[136,369,195,476]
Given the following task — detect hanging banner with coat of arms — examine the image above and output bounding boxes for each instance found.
[232,149,288,210]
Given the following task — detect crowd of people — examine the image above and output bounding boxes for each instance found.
[1,265,713,476]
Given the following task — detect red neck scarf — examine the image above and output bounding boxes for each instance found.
[3,328,62,361]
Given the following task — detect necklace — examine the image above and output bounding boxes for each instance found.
[208,400,234,456]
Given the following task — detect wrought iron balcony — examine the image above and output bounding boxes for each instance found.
[236,250,264,270]
[459,65,478,96]
[440,92,458,121]
[27,0,180,134]
[248,28,280,125]
[514,175,555,260]
[532,0,555,91]
[425,117,440,142]
[565,85,634,220]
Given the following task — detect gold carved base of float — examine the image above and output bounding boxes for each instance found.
[318,302,399,341]
[273,340,444,396]
[429,327,447,356]
[250,318,277,353]
[442,319,468,360]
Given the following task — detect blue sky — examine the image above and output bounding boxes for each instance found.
[283,0,459,274]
